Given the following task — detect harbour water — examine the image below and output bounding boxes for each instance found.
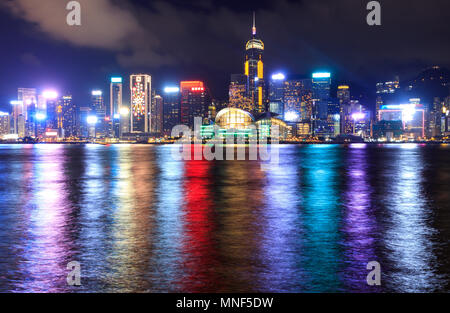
[0,143,449,292]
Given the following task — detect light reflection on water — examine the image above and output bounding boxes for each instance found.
[0,144,449,293]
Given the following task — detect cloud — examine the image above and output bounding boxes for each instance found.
[20,52,41,67]
[1,0,450,83]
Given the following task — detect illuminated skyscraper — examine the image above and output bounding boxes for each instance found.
[375,77,400,119]
[244,13,265,114]
[110,77,123,138]
[44,91,59,131]
[337,85,352,134]
[163,86,181,136]
[91,90,106,137]
[13,88,37,137]
[180,81,210,129]
[130,74,151,133]
[229,74,253,111]
[284,79,313,122]
[0,112,10,136]
[269,73,286,116]
[312,72,331,136]
[151,91,163,135]
[61,95,76,138]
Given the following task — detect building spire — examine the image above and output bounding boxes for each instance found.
[252,11,256,36]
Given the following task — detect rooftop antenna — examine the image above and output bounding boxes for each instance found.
[252,11,256,36]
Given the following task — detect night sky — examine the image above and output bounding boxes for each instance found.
[0,0,449,111]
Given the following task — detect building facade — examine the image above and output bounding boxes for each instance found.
[130,74,152,133]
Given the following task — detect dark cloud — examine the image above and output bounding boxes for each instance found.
[20,52,41,67]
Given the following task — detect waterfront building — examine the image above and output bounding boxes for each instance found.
[91,90,106,138]
[44,91,59,131]
[0,112,10,137]
[244,13,266,114]
[110,77,123,138]
[130,74,152,133]
[376,77,400,120]
[312,72,331,136]
[268,73,285,116]
[337,85,353,135]
[180,81,210,129]
[151,92,163,136]
[229,74,253,112]
[378,101,426,140]
[163,86,181,136]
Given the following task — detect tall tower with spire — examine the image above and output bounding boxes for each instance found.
[244,12,265,114]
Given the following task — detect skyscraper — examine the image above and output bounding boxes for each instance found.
[44,90,59,131]
[163,86,181,136]
[0,112,10,136]
[151,92,163,136]
[91,90,106,137]
[14,88,37,137]
[110,77,123,138]
[244,13,265,114]
[130,74,151,133]
[180,81,209,129]
[269,73,285,116]
[229,74,252,112]
[312,72,331,136]
[283,79,313,122]
[62,95,76,138]
[375,78,400,120]
[337,85,352,134]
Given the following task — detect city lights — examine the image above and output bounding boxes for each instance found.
[0,111,8,116]
[120,107,130,115]
[284,111,299,122]
[42,90,58,99]
[312,72,331,79]
[111,77,123,83]
[92,90,102,96]
[271,73,286,80]
[164,87,180,93]
[87,115,98,125]
[352,112,366,121]
[10,100,22,105]
[35,113,46,121]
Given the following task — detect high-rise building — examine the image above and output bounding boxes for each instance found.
[312,72,331,136]
[13,88,37,137]
[229,74,252,111]
[61,95,76,138]
[337,85,352,135]
[244,13,265,114]
[110,77,123,138]
[163,86,181,136]
[163,87,181,136]
[376,77,400,120]
[0,112,10,136]
[151,92,163,136]
[91,90,106,137]
[284,79,313,122]
[78,106,92,139]
[130,74,151,133]
[180,81,210,129]
[269,73,285,116]
[44,91,59,131]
